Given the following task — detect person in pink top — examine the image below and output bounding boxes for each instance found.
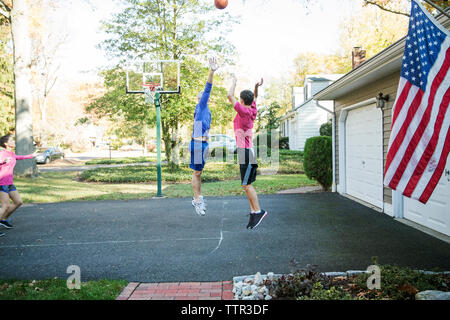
[0,134,36,235]
[227,75,268,230]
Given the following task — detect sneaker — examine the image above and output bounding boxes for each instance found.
[199,196,207,212]
[0,220,12,229]
[249,210,268,229]
[192,198,206,216]
[247,213,256,229]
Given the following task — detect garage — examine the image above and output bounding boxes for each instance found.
[403,154,450,236]
[344,104,384,208]
[313,10,449,239]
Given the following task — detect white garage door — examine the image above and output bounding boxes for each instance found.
[345,104,383,208]
[404,154,450,236]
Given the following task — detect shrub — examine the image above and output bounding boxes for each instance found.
[210,146,228,160]
[303,136,332,191]
[279,137,289,149]
[266,261,332,299]
[354,264,450,300]
[320,120,332,137]
[298,282,354,300]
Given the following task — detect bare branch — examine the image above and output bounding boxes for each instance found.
[0,0,11,19]
[0,6,10,20]
[364,0,410,17]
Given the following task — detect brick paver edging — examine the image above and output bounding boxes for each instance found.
[116,281,234,300]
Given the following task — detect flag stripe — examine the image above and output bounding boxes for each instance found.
[389,47,450,190]
[391,79,411,126]
[413,103,450,201]
[385,84,420,175]
[403,86,450,197]
[384,89,424,182]
[419,128,450,203]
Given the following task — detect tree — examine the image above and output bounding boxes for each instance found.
[338,3,409,61]
[259,102,281,131]
[261,76,293,116]
[363,0,449,16]
[319,120,332,137]
[0,0,37,176]
[97,0,236,164]
[30,2,67,145]
[0,13,14,135]
[291,52,350,87]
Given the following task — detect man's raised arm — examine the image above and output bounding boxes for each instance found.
[254,78,263,99]
[227,74,237,105]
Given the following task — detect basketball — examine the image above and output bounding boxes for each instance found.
[214,0,228,10]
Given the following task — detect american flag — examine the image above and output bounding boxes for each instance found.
[384,0,450,204]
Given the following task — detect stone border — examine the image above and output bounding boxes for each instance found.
[232,270,450,300]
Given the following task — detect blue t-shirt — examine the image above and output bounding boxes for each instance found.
[192,82,212,138]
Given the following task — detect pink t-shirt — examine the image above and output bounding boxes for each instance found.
[233,101,257,149]
[0,149,34,185]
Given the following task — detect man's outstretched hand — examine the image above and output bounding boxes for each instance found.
[256,78,263,87]
[254,78,263,99]
[209,57,219,72]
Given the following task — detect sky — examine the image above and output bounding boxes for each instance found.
[53,0,363,86]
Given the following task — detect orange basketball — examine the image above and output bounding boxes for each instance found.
[214,0,228,10]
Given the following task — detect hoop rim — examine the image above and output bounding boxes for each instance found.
[142,82,161,91]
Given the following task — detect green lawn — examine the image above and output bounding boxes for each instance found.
[84,156,157,165]
[13,150,315,203]
[14,172,316,203]
[79,163,239,183]
[164,174,316,197]
[0,279,127,300]
[80,149,304,183]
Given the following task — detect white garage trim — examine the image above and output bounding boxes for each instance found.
[338,98,385,210]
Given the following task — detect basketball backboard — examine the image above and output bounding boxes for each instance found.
[126,60,181,94]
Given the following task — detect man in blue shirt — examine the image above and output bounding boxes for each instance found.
[191,57,218,216]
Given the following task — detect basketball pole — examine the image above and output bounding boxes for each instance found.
[154,92,163,197]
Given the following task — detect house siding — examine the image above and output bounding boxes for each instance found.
[290,103,329,151]
[334,70,400,206]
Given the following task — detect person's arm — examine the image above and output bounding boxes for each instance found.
[227,74,237,105]
[15,150,38,160]
[254,78,263,99]
[199,57,219,108]
[15,154,34,160]
[0,158,9,166]
[207,57,218,85]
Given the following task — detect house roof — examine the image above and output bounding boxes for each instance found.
[294,98,315,111]
[278,110,295,121]
[305,74,345,82]
[313,10,450,101]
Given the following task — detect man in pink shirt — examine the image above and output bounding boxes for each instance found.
[0,134,36,236]
[227,75,267,229]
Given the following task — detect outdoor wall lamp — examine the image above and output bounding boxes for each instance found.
[376,92,389,109]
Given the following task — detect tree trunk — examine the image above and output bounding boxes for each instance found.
[11,0,37,176]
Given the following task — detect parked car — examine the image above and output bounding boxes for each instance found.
[209,134,237,154]
[35,147,65,164]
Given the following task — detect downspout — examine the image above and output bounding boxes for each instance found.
[316,101,336,192]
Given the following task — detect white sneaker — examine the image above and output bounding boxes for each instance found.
[192,198,206,216]
[199,196,207,211]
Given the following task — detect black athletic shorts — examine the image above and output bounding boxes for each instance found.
[237,148,258,186]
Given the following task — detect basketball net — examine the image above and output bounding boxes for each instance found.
[142,83,160,104]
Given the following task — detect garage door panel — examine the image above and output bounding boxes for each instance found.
[404,154,450,236]
[345,104,383,208]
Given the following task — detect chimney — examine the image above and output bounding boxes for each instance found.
[352,47,366,69]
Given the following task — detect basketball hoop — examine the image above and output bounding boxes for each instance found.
[142,82,161,103]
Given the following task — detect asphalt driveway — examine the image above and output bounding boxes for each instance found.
[0,193,449,282]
